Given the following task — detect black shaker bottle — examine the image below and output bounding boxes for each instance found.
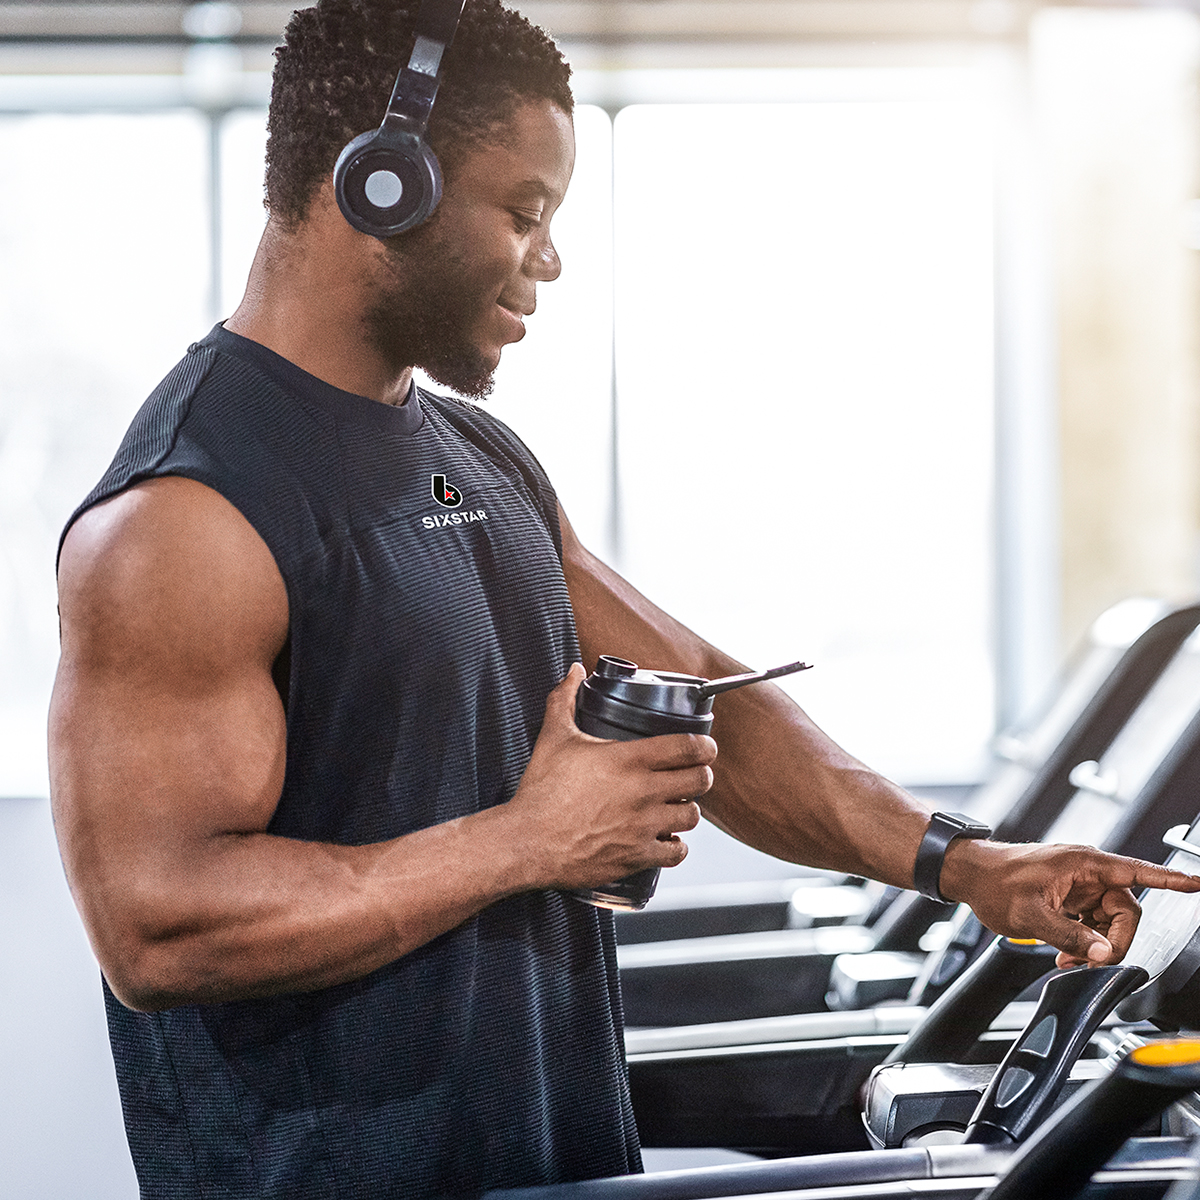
[569,654,811,910]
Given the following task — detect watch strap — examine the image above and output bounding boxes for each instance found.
[913,811,992,902]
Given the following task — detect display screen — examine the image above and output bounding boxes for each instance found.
[1125,839,1200,980]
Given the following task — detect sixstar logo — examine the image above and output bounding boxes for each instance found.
[431,474,463,508]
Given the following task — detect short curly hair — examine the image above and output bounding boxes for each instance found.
[266,0,574,229]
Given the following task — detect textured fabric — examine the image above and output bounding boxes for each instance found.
[65,325,641,1199]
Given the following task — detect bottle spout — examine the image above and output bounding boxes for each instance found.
[695,660,811,699]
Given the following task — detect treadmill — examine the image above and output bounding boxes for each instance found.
[623,614,1200,1154]
[618,600,1200,1028]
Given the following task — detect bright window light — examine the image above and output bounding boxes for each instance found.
[485,104,614,551]
[0,86,998,795]
[612,96,996,782]
[0,111,209,797]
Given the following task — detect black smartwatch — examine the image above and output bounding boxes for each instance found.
[913,811,992,902]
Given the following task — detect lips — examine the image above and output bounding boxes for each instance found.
[499,298,534,317]
[496,302,529,341]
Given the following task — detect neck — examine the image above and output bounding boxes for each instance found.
[225,193,414,407]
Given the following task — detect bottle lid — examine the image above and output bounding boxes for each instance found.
[584,659,712,718]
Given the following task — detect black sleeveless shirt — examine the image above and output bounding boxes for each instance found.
[64,326,640,1199]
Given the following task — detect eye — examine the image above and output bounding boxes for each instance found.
[510,209,541,234]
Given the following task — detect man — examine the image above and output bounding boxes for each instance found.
[48,1,1199,1197]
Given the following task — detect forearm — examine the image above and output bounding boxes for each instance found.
[49,665,530,1010]
[702,681,933,887]
[76,802,534,1011]
[59,672,713,1011]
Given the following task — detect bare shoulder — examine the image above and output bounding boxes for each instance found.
[58,476,289,676]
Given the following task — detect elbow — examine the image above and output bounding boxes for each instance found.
[60,843,241,1010]
[85,892,216,1012]
[97,932,196,1012]
[104,973,173,1014]
[92,901,285,1011]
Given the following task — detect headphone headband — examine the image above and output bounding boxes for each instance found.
[413,0,468,55]
[381,0,467,135]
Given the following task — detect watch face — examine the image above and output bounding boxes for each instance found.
[939,812,990,837]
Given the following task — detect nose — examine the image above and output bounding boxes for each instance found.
[525,233,561,283]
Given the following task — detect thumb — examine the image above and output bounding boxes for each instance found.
[542,662,586,731]
[1042,911,1115,967]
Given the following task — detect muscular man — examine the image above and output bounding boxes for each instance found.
[49,1,1199,1197]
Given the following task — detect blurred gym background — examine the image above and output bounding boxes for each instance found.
[1,0,1198,1193]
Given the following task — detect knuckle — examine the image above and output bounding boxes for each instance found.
[1061,927,1089,954]
[678,733,716,761]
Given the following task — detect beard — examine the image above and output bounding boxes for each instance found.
[362,224,498,401]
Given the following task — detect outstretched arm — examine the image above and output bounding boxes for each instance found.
[50,477,713,1011]
[559,504,1200,966]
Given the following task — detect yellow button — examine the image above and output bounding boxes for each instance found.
[1005,938,1044,946]
[1131,1040,1200,1067]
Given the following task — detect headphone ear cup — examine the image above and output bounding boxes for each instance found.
[333,127,444,239]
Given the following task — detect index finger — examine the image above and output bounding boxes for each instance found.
[627,733,718,770]
[1094,856,1200,894]
[1127,865,1200,894]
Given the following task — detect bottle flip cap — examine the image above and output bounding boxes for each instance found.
[695,660,812,698]
[586,656,811,720]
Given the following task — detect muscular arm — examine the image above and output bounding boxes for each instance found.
[50,478,711,1011]
[560,504,1200,965]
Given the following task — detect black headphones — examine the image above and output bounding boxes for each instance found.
[333,0,468,239]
